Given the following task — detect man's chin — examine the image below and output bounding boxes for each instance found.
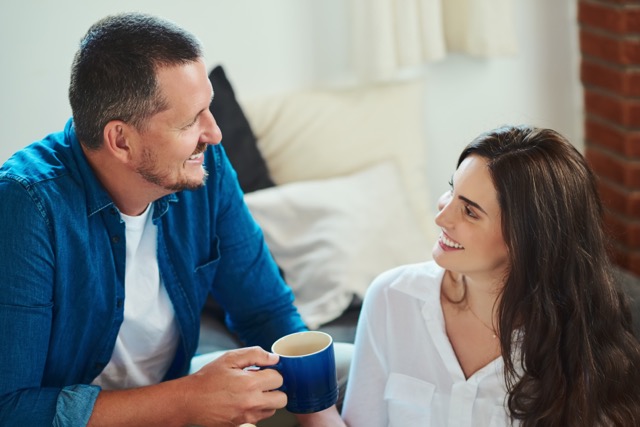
[168,169,209,192]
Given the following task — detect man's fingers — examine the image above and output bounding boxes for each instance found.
[224,346,280,369]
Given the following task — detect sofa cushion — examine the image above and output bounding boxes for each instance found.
[208,65,274,193]
[245,162,432,329]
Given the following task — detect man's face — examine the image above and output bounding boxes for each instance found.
[130,59,222,192]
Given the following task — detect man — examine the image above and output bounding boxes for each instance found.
[0,12,344,426]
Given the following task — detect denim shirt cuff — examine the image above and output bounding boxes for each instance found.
[53,384,100,427]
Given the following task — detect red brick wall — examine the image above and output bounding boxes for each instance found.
[579,0,640,277]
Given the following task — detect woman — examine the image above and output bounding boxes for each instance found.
[341,125,640,426]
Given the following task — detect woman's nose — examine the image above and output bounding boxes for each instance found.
[437,191,451,211]
[435,192,453,228]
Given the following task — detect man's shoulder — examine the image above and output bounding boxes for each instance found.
[0,130,73,187]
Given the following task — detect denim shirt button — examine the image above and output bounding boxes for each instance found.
[111,235,120,244]
[116,298,124,309]
[109,207,117,215]
[94,362,105,371]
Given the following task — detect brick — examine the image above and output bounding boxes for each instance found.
[580,29,640,65]
[585,118,640,158]
[604,208,624,231]
[628,252,640,277]
[587,148,618,183]
[607,243,627,269]
[605,211,628,240]
[632,222,640,247]
[632,165,640,188]
[609,246,640,278]
[584,89,640,127]
[604,208,640,248]
[632,191,640,216]
[587,147,640,188]
[597,179,637,216]
[597,180,624,213]
[579,1,640,34]
[591,0,640,8]
[581,60,640,97]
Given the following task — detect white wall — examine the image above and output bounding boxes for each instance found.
[0,0,582,207]
[0,0,351,162]
[423,0,583,201]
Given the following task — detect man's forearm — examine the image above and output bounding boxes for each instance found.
[88,379,189,427]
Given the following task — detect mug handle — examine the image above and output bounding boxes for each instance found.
[243,363,286,392]
[243,363,281,372]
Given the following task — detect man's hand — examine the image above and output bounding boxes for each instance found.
[88,346,285,427]
[184,346,286,426]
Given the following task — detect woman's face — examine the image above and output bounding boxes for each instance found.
[432,155,509,283]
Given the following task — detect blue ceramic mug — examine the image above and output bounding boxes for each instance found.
[270,331,338,414]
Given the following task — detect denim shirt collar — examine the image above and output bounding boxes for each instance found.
[66,118,178,220]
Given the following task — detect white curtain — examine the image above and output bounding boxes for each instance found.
[351,0,518,82]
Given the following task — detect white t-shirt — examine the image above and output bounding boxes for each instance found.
[342,261,519,427]
[92,204,179,390]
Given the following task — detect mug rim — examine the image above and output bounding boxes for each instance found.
[271,330,333,358]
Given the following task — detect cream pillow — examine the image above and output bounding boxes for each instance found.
[244,163,433,329]
[241,79,435,242]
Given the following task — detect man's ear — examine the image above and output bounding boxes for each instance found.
[103,120,133,163]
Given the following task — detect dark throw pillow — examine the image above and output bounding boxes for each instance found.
[208,65,275,193]
[204,66,284,323]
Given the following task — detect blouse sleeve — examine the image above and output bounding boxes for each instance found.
[341,275,392,427]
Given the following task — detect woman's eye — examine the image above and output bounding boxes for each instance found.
[464,205,478,219]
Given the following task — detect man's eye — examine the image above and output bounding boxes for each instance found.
[182,116,199,130]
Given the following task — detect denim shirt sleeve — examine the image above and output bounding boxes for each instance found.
[203,146,307,348]
[0,177,99,426]
[53,385,100,427]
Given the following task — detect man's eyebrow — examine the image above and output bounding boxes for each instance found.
[458,195,488,215]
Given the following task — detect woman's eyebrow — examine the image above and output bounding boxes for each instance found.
[458,195,488,215]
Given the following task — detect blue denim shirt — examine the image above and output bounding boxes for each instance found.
[0,119,306,426]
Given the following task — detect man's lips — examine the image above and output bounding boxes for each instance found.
[187,144,207,162]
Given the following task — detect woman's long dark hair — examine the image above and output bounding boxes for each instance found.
[459,125,640,426]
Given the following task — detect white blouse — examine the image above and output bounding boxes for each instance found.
[342,261,518,427]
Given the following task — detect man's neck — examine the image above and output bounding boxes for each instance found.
[82,145,169,216]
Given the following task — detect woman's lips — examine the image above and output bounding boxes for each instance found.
[438,232,464,251]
